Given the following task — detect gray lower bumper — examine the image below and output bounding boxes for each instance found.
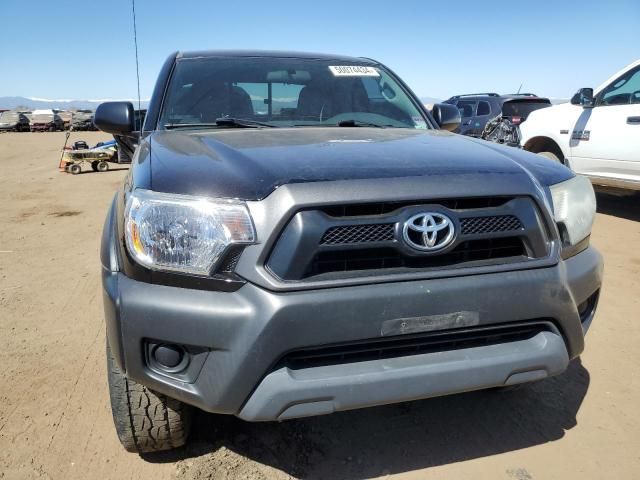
[103,247,602,419]
[239,331,568,421]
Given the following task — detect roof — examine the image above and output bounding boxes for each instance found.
[176,50,378,64]
[446,93,550,103]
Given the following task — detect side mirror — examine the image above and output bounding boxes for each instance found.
[94,101,135,135]
[432,103,461,132]
[570,88,594,108]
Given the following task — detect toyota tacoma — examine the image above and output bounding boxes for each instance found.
[95,50,603,453]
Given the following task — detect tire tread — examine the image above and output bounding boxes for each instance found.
[106,342,191,453]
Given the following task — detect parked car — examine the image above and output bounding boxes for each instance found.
[520,59,640,191]
[0,110,30,132]
[70,110,96,131]
[443,93,551,137]
[95,50,602,453]
[55,110,73,130]
[29,109,64,132]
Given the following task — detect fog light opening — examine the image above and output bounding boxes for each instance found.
[151,344,188,372]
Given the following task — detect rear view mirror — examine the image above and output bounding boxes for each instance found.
[94,101,135,135]
[432,103,461,132]
[570,88,594,108]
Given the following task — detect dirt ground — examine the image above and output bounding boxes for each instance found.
[0,131,638,480]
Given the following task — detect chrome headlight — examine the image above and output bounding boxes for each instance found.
[549,175,596,247]
[125,189,255,275]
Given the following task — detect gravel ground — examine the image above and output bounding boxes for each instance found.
[0,131,638,480]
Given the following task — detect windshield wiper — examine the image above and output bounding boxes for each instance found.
[214,117,276,128]
[336,119,386,128]
[164,118,276,130]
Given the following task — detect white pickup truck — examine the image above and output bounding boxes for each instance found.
[520,60,640,191]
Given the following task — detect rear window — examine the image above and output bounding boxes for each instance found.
[501,99,551,120]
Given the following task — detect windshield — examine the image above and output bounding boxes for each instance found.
[159,57,429,129]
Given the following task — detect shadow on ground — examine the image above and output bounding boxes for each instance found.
[76,166,129,175]
[147,359,589,479]
[596,191,639,222]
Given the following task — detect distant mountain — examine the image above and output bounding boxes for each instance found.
[0,96,149,111]
[420,97,441,106]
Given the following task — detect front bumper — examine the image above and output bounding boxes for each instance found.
[103,247,602,420]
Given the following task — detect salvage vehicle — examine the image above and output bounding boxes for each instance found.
[0,110,30,132]
[444,93,550,137]
[30,109,64,132]
[56,110,73,130]
[70,110,96,131]
[481,96,552,146]
[521,59,640,191]
[95,50,603,453]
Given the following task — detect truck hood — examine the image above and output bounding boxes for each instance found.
[145,127,572,200]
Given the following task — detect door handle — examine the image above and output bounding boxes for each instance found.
[627,116,640,124]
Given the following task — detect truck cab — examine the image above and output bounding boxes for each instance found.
[520,59,640,191]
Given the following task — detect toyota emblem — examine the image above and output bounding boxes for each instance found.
[402,212,456,252]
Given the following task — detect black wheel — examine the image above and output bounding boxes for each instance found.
[91,161,99,172]
[97,161,109,172]
[69,164,81,175]
[106,340,192,453]
[48,125,55,132]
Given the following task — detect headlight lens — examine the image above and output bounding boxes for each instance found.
[549,175,596,246]
[125,189,255,275]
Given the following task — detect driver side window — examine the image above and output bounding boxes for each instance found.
[598,66,640,106]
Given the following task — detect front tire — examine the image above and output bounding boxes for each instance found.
[106,341,192,453]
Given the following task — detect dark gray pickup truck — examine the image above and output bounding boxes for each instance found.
[95,50,603,454]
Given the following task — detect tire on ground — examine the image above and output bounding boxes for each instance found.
[97,161,109,172]
[537,151,561,163]
[106,341,192,453]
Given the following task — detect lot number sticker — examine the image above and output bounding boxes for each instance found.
[329,66,380,77]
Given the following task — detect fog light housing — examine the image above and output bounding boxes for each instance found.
[149,344,188,373]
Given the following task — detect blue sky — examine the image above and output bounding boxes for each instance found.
[0,0,638,101]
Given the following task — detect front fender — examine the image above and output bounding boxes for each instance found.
[101,193,126,371]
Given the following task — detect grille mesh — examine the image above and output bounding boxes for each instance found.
[321,223,395,245]
[460,215,523,235]
[319,215,522,246]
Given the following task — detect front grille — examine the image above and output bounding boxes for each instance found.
[460,215,523,235]
[321,223,395,245]
[277,322,552,370]
[266,196,549,282]
[306,237,525,277]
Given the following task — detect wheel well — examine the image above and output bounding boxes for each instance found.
[523,136,566,164]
